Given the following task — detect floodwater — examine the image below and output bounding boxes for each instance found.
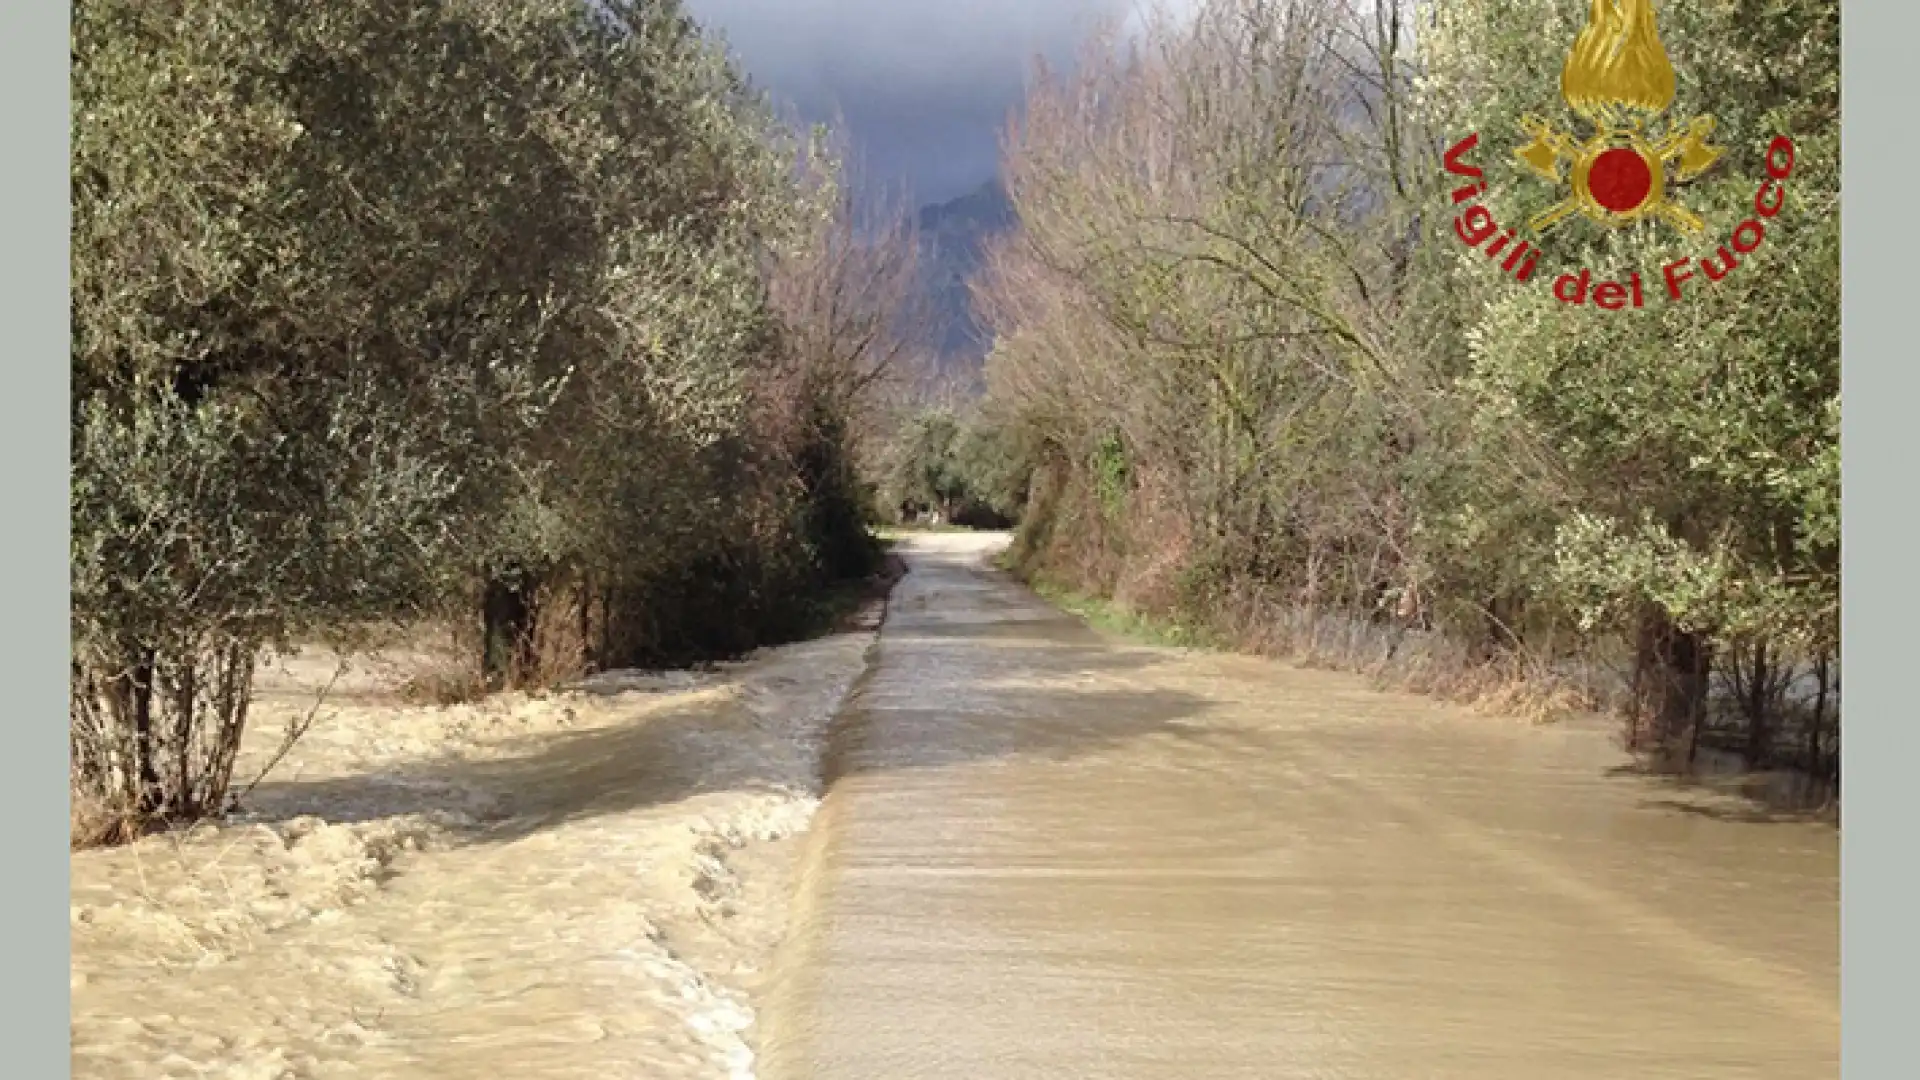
[70,629,879,1080]
[758,533,1838,1080]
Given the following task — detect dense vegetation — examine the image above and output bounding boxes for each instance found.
[871,401,1027,528]
[977,0,1838,781]
[71,0,914,835]
[68,0,1840,836]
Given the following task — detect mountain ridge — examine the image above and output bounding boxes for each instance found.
[914,177,1017,374]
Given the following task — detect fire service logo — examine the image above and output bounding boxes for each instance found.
[1440,0,1796,308]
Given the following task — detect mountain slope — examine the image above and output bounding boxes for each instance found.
[915,179,1017,374]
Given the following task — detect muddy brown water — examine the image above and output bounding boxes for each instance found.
[758,533,1837,1080]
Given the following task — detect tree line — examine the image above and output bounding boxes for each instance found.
[71,0,917,837]
[974,0,1839,783]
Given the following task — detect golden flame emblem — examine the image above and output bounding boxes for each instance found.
[1514,0,1720,235]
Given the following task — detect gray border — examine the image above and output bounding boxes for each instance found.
[1841,0,1915,1075]
[0,0,71,1072]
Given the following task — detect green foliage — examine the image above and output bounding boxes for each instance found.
[982,0,1838,769]
[1428,0,1839,655]
[1090,434,1129,523]
[878,404,1027,526]
[70,0,891,830]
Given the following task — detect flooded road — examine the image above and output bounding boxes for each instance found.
[759,533,1838,1080]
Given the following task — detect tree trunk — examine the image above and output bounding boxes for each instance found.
[578,577,596,675]
[130,648,162,814]
[1808,652,1831,779]
[172,659,197,818]
[482,570,539,690]
[71,637,260,832]
[1680,633,1712,767]
[1743,640,1773,767]
[1634,606,1713,758]
[1476,593,1522,662]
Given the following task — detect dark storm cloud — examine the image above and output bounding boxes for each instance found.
[683,0,1142,206]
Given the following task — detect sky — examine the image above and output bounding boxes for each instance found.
[682,0,1162,209]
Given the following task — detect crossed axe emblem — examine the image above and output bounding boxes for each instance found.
[1513,113,1722,235]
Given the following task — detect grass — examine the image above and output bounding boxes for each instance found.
[1021,570,1219,649]
[803,575,892,635]
[874,522,978,539]
[998,545,1588,713]
[800,538,910,636]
